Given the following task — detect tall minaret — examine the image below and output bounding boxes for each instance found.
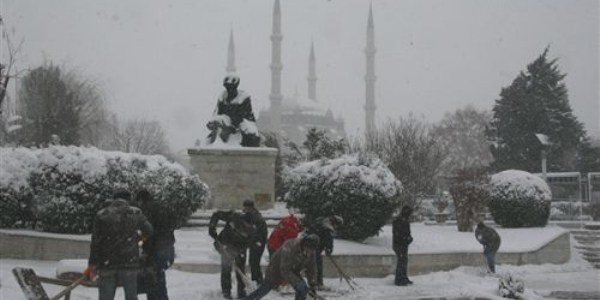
[307,42,317,101]
[269,0,283,133]
[364,3,377,136]
[226,29,236,73]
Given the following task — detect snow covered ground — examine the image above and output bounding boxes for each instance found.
[1,225,598,299]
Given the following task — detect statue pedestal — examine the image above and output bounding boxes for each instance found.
[187,147,278,210]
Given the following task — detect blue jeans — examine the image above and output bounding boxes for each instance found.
[485,252,496,273]
[98,269,138,300]
[147,246,175,300]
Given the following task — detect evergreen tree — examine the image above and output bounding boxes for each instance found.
[487,48,587,172]
[19,64,81,146]
[303,127,346,161]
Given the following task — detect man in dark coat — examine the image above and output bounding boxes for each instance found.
[303,214,343,288]
[135,189,177,300]
[209,210,257,299]
[206,74,260,147]
[242,199,268,284]
[242,234,320,300]
[475,222,501,273]
[392,205,413,286]
[85,190,153,300]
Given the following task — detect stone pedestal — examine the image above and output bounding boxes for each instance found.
[187,147,278,210]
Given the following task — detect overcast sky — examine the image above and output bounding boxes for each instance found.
[2,0,598,152]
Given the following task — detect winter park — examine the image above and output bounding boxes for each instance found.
[1,0,600,300]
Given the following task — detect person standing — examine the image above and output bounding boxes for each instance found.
[242,199,268,285]
[303,215,343,288]
[84,190,153,300]
[392,205,413,286]
[209,210,256,299]
[475,222,501,273]
[135,189,177,300]
[243,234,320,300]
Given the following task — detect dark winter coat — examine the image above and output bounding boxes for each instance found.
[208,210,256,255]
[89,199,153,269]
[475,223,501,254]
[264,238,317,288]
[214,90,256,128]
[140,201,178,256]
[247,207,268,248]
[392,215,413,252]
[304,217,335,255]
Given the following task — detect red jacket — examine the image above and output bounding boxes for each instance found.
[267,214,303,252]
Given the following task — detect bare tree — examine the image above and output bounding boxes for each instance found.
[363,114,447,208]
[0,15,24,115]
[435,105,494,176]
[105,116,170,156]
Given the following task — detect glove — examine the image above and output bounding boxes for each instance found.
[209,227,218,239]
[207,121,218,131]
[325,247,332,256]
[83,265,97,280]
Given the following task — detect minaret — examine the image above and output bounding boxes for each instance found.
[364,3,377,136]
[307,42,317,101]
[269,0,283,133]
[226,29,236,73]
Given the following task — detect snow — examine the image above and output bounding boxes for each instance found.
[0,146,188,190]
[1,234,597,300]
[491,169,552,202]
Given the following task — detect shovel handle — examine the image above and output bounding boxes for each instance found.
[49,276,86,300]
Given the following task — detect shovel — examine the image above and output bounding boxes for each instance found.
[12,267,87,300]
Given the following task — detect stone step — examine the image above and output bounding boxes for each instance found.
[573,236,600,243]
[574,245,600,252]
[583,256,600,263]
[571,230,600,237]
[549,291,600,300]
[584,223,600,230]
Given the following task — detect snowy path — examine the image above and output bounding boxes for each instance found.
[2,257,598,300]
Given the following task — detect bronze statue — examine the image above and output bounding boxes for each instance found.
[206,74,260,147]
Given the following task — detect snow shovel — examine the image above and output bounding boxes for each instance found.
[327,256,358,290]
[12,267,87,300]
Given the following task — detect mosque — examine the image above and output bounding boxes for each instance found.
[223,0,378,146]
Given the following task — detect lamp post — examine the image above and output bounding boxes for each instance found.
[535,133,550,181]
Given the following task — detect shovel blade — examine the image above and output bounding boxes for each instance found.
[12,267,51,300]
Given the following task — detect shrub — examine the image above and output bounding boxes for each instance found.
[284,153,402,241]
[585,202,600,221]
[449,168,490,232]
[0,146,209,233]
[489,170,551,227]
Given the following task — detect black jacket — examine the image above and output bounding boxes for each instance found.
[304,217,335,255]
[89,199,153,269]
[475,224,501,254]
[209,210,256,255]
[247,207,268,248]
[392,215,413,251]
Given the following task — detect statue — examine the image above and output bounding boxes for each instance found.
[206,74,260,147]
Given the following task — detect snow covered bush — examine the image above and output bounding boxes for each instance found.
[489,170,551,227]
[284,153,402,241]
[498,273,525,299]
[0,146,209,233]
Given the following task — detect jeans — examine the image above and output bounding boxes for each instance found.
[98,269,138,300]
[394,246,409,284]
[242,281,275,300]
[291,280,309,300]
[221,250,247,298]
[315,248,324,285]
[147,246,175,300]
[249,243,265,283]
[485,252,496,273]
